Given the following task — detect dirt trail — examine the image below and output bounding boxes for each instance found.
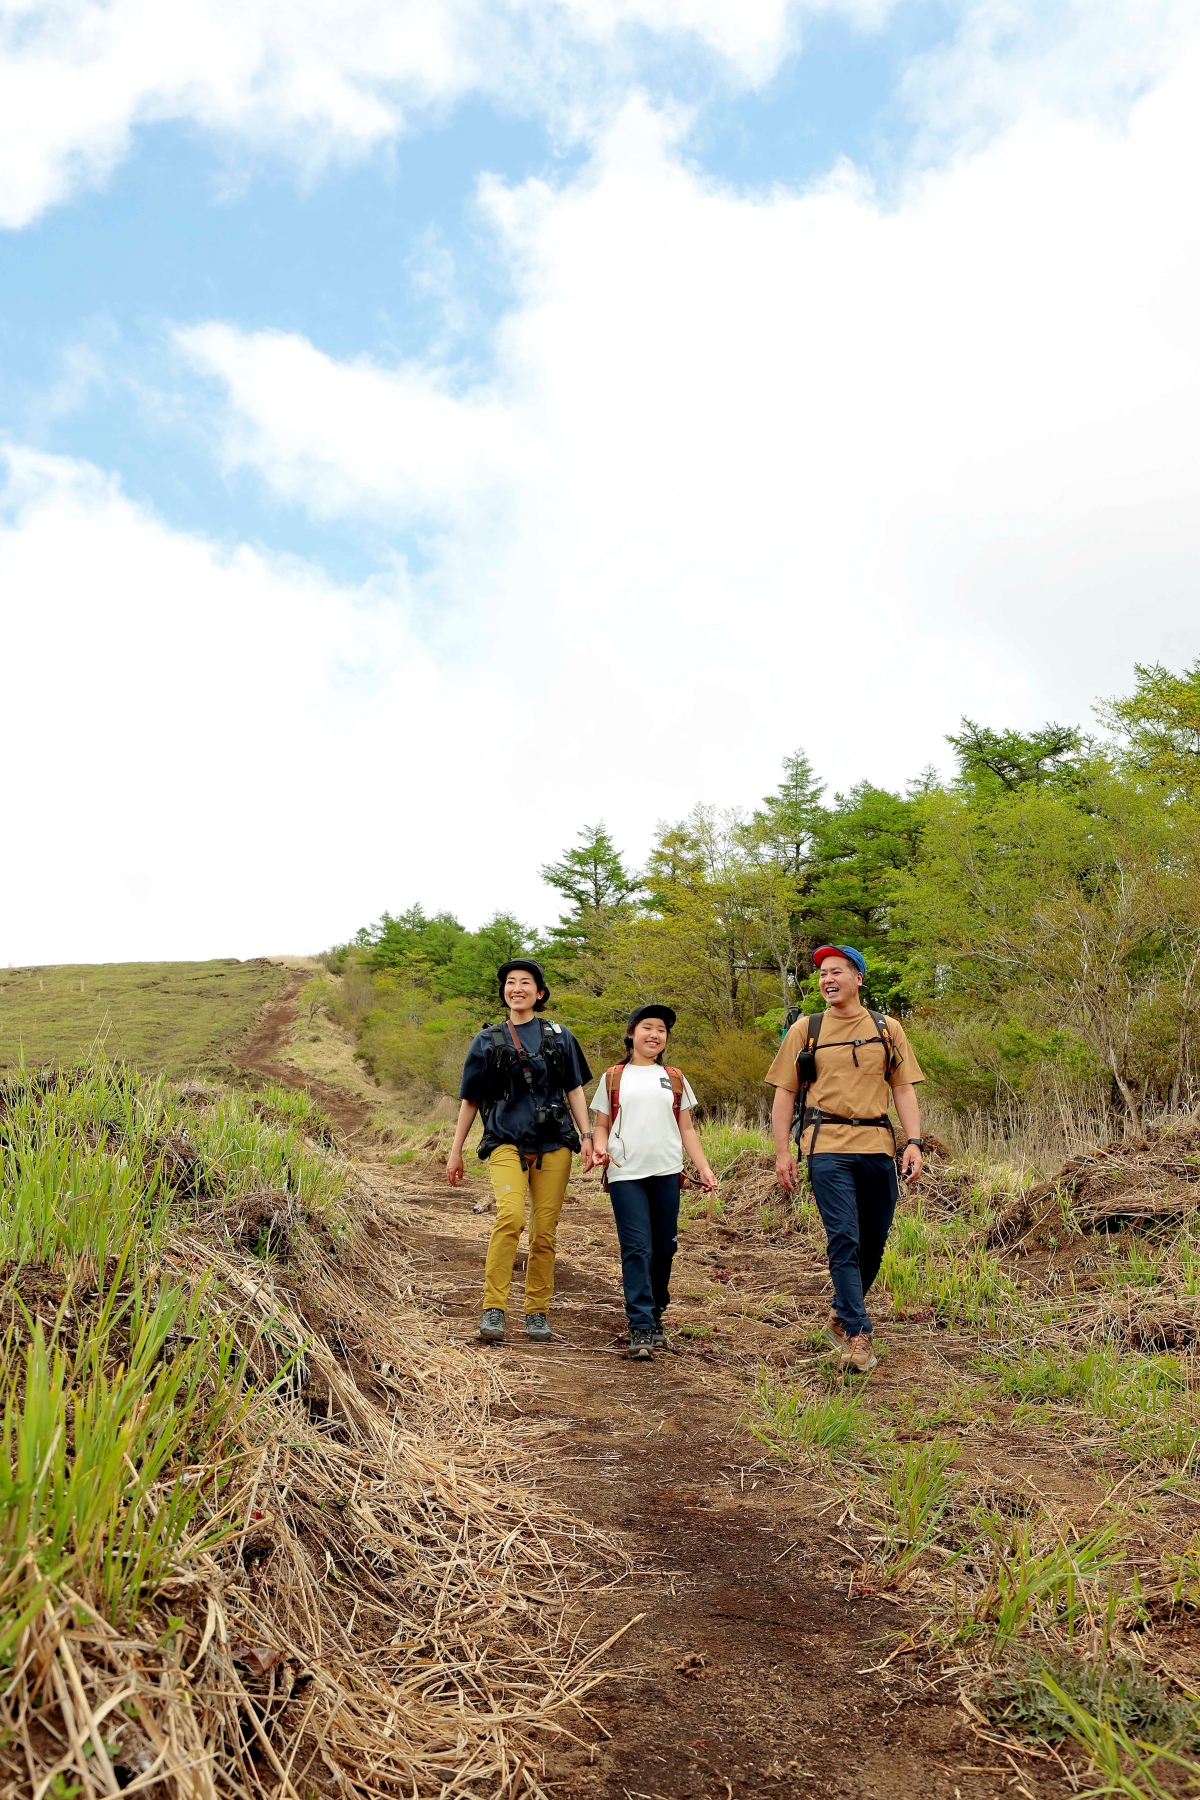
[361,1159,1059,1800]
[235,991,1062,1799]
[230,968,372,1140]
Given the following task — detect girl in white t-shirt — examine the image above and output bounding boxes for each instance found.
[591,1004,718,1361]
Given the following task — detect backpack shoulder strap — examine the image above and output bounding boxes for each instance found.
[665,1065,685,1120]
[807,1012,823,1049]
[867,1010,899,1071]
[606,1063,623,1118]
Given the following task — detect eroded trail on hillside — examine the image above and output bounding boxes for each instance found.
[356,1156,1058,1800]
[238,984,1076,1799]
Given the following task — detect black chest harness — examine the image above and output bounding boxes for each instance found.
[478,1018,579,1163]
[789,1009,900,1161]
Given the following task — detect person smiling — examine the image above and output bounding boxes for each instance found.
[766,946,924,1376]
[590,1005,718,1361]
[447,959,593,1344]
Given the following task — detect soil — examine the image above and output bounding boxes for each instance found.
[231,969,373,1141]
[358,1152,1093,1800]
[225,985,1135,1799]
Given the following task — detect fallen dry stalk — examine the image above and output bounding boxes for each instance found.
[1,1189,631,1800]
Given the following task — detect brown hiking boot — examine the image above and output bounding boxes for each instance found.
[827,1310,848,1351]
[841,1333,877,1375]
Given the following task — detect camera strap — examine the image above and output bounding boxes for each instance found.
[506,1021,539,1095]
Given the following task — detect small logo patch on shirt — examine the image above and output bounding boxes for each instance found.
[660,1077,672,1090]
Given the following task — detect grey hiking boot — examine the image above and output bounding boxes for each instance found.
[525,1313,552,1342]
[628,1330,655,1361]
[651,1325,669,1351]
[479,1308,505,1341]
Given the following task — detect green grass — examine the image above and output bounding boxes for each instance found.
[698,1120,775,1176]
[868,1438,962,1581]
[973,1343,1198,1465]
[964,1516,1127,1645]
[749,1376,882,1458]
[0,1063,347,1265]
[0,960,285,1077]
[1035,1673,1200,1797]
[0,1061,304,1660]
[881,1202,1017,1325]
[988,1650,1199,1755]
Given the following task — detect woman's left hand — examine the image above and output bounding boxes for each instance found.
[697,1167,718,1192]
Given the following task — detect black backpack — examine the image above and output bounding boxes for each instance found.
[476,1018,581,1163]
[788,1008,901,1157]
[479,1017,573,1106]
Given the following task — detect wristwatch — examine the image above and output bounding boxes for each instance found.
[906,1137,924,1149]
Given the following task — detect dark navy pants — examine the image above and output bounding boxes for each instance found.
[608,1173,682,1334]
[809,1154,898,1337]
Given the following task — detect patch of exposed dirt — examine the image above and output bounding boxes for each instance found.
[235,1006,1200,1796]
[353,1151,1076,1799]
[229,968,372,1140]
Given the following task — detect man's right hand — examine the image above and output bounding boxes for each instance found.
[775,1151,798,1194]
[447,1148,465,1186]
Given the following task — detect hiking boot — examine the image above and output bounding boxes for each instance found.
[479,1308,505,1341]
[827,1310,849,1351]
[651,1326,669,1351]
[841,1332,877,1375]
[525,1313,552,1342]
[628,1330,655,1361]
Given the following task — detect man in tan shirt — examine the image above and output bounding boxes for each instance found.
[765,945,924,1374]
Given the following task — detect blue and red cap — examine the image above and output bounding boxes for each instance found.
[813,944,866,979]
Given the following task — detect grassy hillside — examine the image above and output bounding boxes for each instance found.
[0,958,285,1076]
[0,1061,616,1795]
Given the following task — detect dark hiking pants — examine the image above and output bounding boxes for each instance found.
[808,1153,898,1337]
[608,1173,682,1334]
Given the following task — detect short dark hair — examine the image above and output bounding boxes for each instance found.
[497,960,549,1012]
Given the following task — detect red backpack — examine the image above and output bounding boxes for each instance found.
[605,1064,686,1127]
[602,1062,686,1189]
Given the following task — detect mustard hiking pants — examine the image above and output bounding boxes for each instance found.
[482,1144,572,1315]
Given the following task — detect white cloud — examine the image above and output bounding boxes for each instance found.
[178,50,1200,789]
[5,6,1200,963]
[0,447,435,959]
[2,0,1195,228]
[0,0,879,229]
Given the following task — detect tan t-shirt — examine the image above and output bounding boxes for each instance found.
[764,1007,924,1156]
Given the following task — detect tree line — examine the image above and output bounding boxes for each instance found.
[325,661,1200,1128]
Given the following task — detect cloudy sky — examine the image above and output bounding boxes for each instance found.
[2,0,1198,963]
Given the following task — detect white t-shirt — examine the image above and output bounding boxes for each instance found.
[590,1063,698,1183]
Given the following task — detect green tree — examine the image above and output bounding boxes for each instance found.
[1099,660,1200,798]
[359,906,466,974]
[610,807,786,1031]
[898,776,1200,1128]
[438,912,535,1004]
[540,823,641,990]
[743,748,825,875]
[947,718,1087,801]
[807,784,923,950]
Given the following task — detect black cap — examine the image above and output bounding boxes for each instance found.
[626,1003,677,1034]
[497,959,550,1011]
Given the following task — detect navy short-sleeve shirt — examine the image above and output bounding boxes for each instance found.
[460,1018,592,1152]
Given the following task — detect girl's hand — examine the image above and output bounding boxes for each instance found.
[447,1148,465,1187]
[698,1166,718,1192]
[592,1148,610,1169]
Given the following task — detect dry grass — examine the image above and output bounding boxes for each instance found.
[0,1066,630,1800]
